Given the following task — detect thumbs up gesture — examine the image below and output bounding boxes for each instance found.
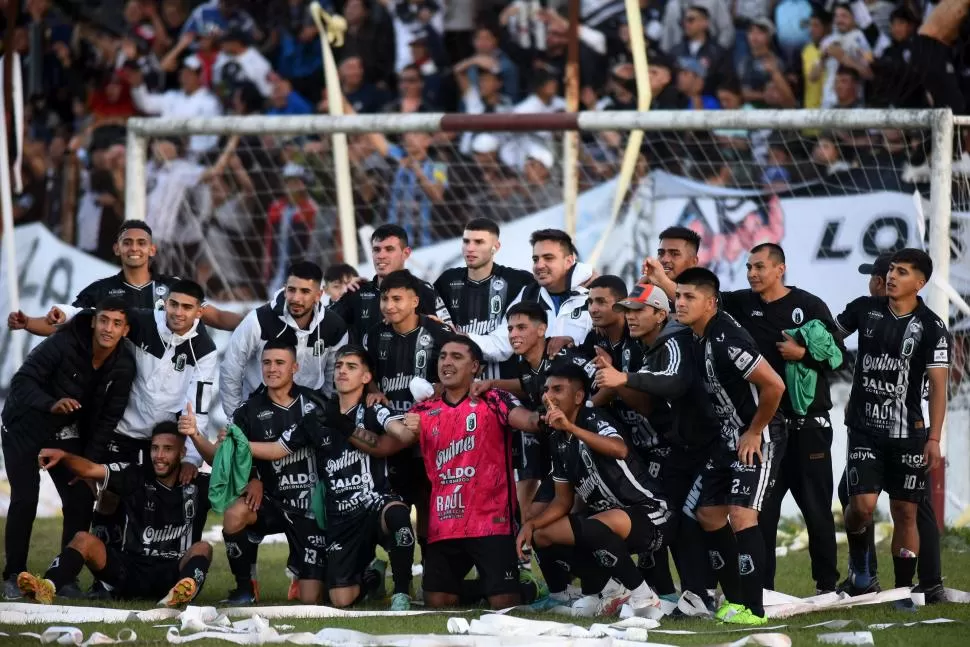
[179,401,198,438]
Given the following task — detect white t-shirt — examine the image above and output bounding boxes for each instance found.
[819,29,871,108]
[146,159,206,244]
[213,47,274,97]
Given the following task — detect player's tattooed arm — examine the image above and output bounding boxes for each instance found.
[348,425,408,457]
[385,413,420,447]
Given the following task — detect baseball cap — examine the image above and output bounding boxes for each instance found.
[749,17,776,37]
[677,56,708,79]
[182,55,203,71]
[858,253,893,277]
[613,283,670,313]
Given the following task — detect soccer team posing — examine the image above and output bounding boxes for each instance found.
[1,216,951,625]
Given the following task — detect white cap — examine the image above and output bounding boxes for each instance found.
[282,162,306,179]
[525,142,554,170]
[471,133,499,154]
[182,55,202,71]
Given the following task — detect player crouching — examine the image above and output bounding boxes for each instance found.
[18,422,212,607]
[517,364,669,618]
[246,345,417,610]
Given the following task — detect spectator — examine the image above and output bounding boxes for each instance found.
[269,76,313,115]
[801,8,831,109]
[212,29,274,98]
[160,0,190,47]
[738,18,785,107]
[668,5,734,97]
[384,63,436,113]
[733,0,773,62]
[145,135,237,279]
[812,132,853,176]
[341,0,395,90]
[648,52,688,109]
[388,0,445,72]
[520,142,562,212]
[714,78,754,158]
[182,0,258,43]
[505,69,566,170]
[872,6,923,108]
[464,135,530,223]
[833,65,863,108]
[500,0,548,57]
[130,55,223,154]
[341,56,390,114]
[88,70,138,130]
[268,0,324,103]
[774,0,813,62]
[761,138,793,191]
[662,0,735,53]
[264,163,319,293]
[677,56,720,110]
[443,0,476,65]
[367,131,449,246]
[457,25,520,102]
[456,59,513,155]
[118,25,165,92]
[406,29,446,108]
[595,64,638,111]
[816,3,872,109]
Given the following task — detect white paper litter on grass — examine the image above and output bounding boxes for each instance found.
[8,627,137,645]
[816,631,874,645]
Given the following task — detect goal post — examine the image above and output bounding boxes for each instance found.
[124,108,969,523]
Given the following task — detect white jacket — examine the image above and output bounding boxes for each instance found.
[58,307,217,466]
[469,262,594,363]
[220,291,349,418]
[130,85,222,154]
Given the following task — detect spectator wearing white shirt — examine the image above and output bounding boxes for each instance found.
[130,55,223,154]
[146,135,240,280]
[213,29,274,98]
[816,3,873,108]
[456,58,513,156]
[504,69,566,171]
[386,0,446,72]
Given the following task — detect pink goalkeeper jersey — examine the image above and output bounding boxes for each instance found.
[413,389,520,543]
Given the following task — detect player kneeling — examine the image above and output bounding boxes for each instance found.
[248,345,417,610]
[517,364,669,618]
[18,423,212,607]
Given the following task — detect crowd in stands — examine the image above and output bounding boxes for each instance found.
[2,0,966,297]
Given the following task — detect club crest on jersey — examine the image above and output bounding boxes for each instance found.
[490,294,502,315]
[174,353,187,372]
[465,413,477,433]
[792,308,804,325]
[570,308,582,319]
[493,279,505,291]
[901,338,915,357]
[156,285,168,296]
[416,350,427,369]
[419,334,432,346]
[313,339,326,356]
[303,401,316,414]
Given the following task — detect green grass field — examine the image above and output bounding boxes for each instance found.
[2,518,970,646]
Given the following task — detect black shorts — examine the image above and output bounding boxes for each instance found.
[532,477,556,504]
[101,547,182,600]
[423,535,519,597]
[617,503,670,554]
[846,429,927,503]
[514,430,550,482]
[388,453,430,510]
[325,496,405,589]
[250,498,327,580]
[694,436,786,512]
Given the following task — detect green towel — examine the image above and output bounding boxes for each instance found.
[784,319,843,415]
[311,480,327,530]
[208,424,252,514]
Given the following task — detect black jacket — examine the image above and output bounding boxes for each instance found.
[625,321,719,452]
[1,313,137,461]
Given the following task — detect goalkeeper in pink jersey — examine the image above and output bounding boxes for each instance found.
[389,338,545,610]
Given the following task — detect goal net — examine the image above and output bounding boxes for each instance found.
[123,109,970,516]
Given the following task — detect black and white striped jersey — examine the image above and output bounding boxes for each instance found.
[233,385,320,517]
[836,296,951,439]
[699,310,781,451]
[364,316,454,417]
[434,265,535,380]
[550,406,670,520]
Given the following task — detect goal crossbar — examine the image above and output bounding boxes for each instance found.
[126,108,946,137]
